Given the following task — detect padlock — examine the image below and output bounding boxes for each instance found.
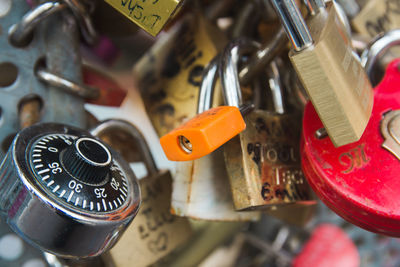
[170,56,260,221]
[220,38,316,213]
[270,0,374,147]
[301,32,400,236]
[160,27,292,161]
[91,120,192,267]
[104,0,184,36]
[134,12,226,137]
[352,0,400,37]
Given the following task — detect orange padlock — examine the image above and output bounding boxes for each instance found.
[160,105,246,161]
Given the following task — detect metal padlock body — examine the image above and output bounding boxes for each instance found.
[134,13,225,137]
[302,59,400,236]
[110,170,192,267]
[226,110,314,211]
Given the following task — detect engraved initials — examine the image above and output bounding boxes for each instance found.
[339,143,370,174]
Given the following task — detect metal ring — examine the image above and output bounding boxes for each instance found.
[61,0,98,45]
[219,38,260,107]
[8,0,97,47]
[36,68,99,99]
[90,119,159,177]
[8,1,67,47]
[361,29,400,85]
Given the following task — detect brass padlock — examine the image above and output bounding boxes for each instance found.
[271,0,374,147]
[171,56,260,221]
[220,39,316,213]
[134,12,226,137]
[104,0,183,36]
[92,120,192,267]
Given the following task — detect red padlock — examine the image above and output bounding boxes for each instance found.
[302,58,400,236]
[293,224,359,267]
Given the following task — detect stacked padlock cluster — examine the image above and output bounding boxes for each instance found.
[0,0,400,266]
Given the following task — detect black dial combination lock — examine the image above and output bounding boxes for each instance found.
[0,123,141,258]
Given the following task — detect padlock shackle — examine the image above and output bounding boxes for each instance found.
[198,55,220,114]
[270,0,313,52]
[90,119,158,177]
[361,29,400,86]
[220,38,260,107]
[267,60,286,114]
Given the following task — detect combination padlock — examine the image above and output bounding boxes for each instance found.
[171,56,259,221]
[220,39,316,212]
[301,33,400,236]
[90,120,192,267]
[134,12,226,137]
[271,0,374,147]
[0,122,141,257]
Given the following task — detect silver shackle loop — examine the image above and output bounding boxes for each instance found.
[90,119,158,178]
[9,0,98,47]
[8,1,66,47]
[36,68,99,99]
[198,56,220,114]
[219,38,260,107]
[361,29,400,86]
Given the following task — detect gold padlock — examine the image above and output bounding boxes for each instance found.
[134,12,226,137]
[220,40,316,214]
[104,0,183,36]
[271,0,374,147]
[171,57,260,221]
[92,120,192,267]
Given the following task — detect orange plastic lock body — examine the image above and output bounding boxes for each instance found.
[160,106,246,161]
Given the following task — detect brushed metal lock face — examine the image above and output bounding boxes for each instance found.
[0,123,140,258]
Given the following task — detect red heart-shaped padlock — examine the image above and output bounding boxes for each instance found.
[302,59,400,236]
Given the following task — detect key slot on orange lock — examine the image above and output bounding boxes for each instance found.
[160,105,253,161]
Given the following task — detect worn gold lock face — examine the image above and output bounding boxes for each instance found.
[226,110,314,211]
[134,13,225,137]
[110,171,192,267]
[104,0,183,36]
[93,120,192,267]
[352,0,400,37]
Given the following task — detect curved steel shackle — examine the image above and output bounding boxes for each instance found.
[361,29,400,86]
[219,38,260,107]
[198,55,220,114]
[9,0,97,46]
[36,68,99,99]
[90,119,158,177]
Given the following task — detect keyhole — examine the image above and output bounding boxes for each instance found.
[178,135,192,154]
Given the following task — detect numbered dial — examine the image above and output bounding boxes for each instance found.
[29,134,129,213]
